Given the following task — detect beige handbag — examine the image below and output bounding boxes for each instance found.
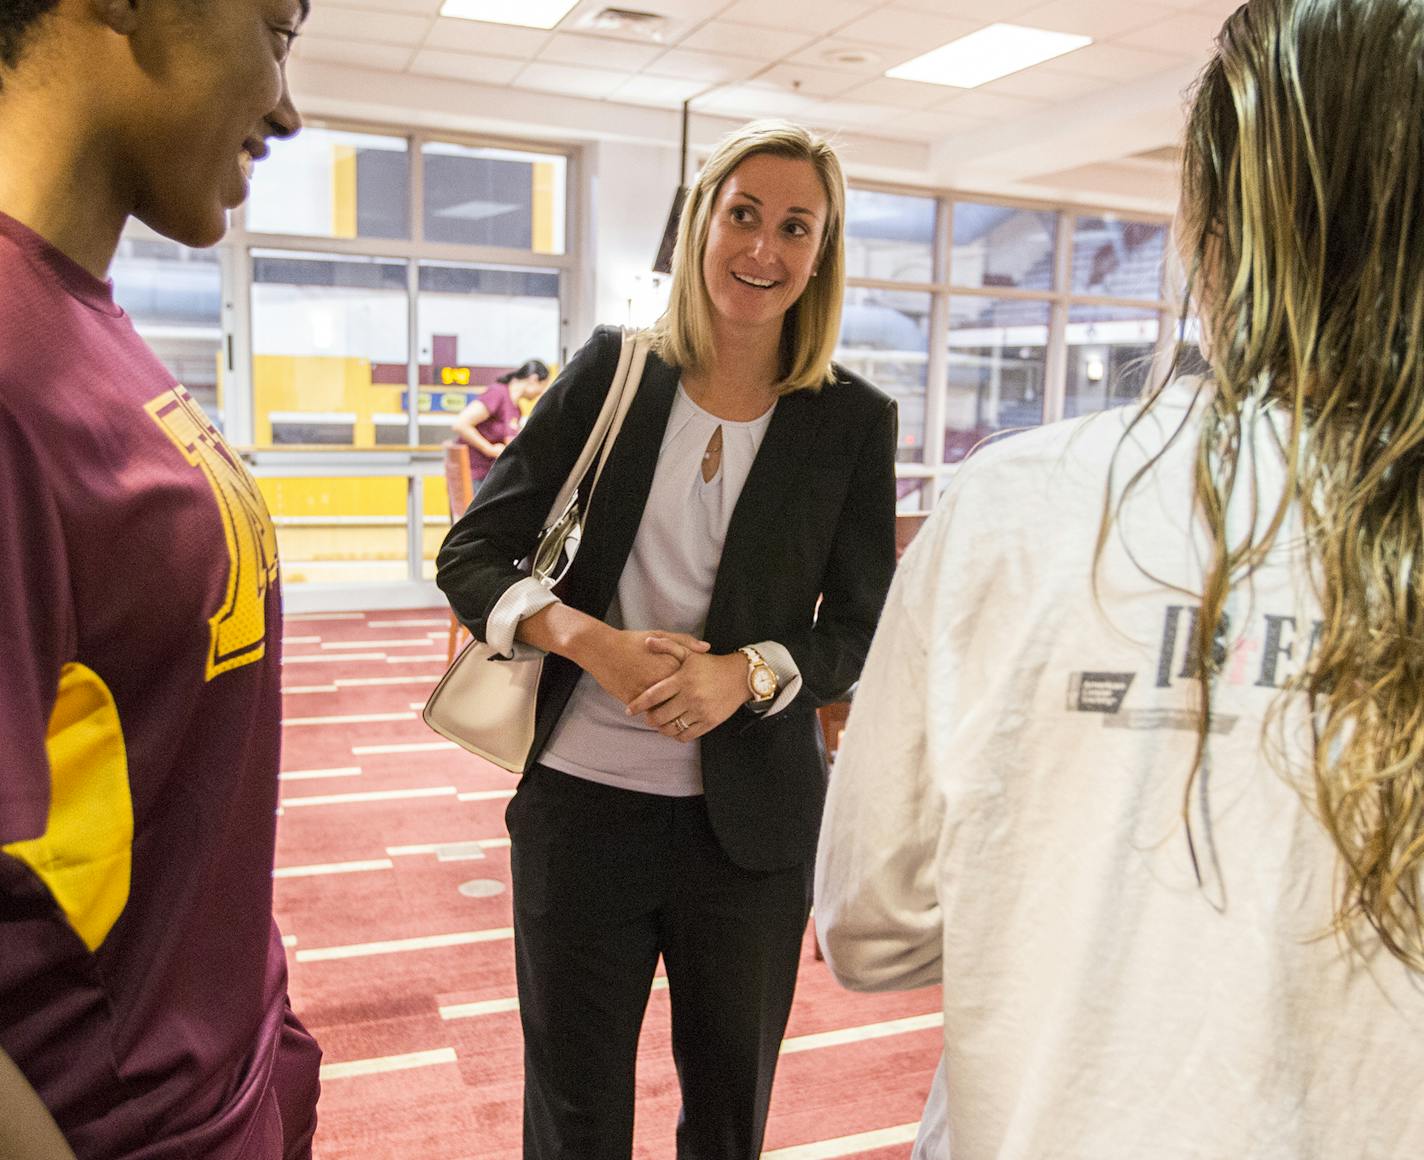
[422,331,649,771]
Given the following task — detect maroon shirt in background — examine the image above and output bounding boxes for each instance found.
[0,212,320,1158]
[464,380,521,481]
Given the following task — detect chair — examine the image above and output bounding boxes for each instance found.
[442,441,475,664]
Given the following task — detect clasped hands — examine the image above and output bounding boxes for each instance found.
[590,628,750,742]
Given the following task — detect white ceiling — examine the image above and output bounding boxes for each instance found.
[292,0,1240,207]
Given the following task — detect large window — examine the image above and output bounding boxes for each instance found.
[841,193,1171,505]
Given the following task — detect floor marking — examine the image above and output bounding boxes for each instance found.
[440,977,667,1022]
[287,613,365,622]
[279,767,363,781]
[281,787,456,808]
[282,636,322,645]
[322,639,434,650]
[285,711,417,727]
[780,1012,943,1055]
[282,653,386,665]
[386,838,510,856]
[296,926,513,963]
[336,674,443,688]
[274,858,394,879]
[367,618,449,628]
[282,934,298,948]
[457,789,516,803]
[352,740,459,756]
[319,1048,457,1082]
[282,685,340,695]
[385,653,449,664]
[762,1123,921,1159]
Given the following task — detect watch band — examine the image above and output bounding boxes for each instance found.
[739,645,778,704]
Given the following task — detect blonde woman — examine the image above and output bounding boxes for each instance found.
[437,121,897,1159]
[816,0,1424,1156]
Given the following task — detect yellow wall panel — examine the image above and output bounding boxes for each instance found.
[333,145,358,239]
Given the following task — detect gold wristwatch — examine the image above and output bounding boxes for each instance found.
[739,645,778,706]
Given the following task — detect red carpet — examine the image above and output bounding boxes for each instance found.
[275,611,941,1158]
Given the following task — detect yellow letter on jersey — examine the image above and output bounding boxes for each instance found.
[145,388,280,680]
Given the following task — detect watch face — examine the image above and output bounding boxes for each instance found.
[751,666,777,699]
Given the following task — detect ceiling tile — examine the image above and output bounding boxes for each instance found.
[832,7,981,51]
[785,39,897,77]
[1046,40,1194,79]
[296,36,417,71]
[423,15,552,58]
[322,0,440,13]
[840,76,953,110]
[1016,0,1178,41]
[976,65,1109,101]
[695,83,823,120]
[717,0,869,35]
[539,32,666,70]
[888,0,1038,19]
[607,73,711,107]
[515,60,629,99]
[643,48,770,85]
[1114,9,1226,57]
[408,48,525,83]
[676,21,817,59]
[751,62,862,99]
[888,107,994,140]
[932,88,1045,120]
[302,5,432,46]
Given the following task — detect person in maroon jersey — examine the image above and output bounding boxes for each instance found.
[0,3,321,1159]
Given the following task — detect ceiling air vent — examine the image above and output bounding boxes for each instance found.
[580,7,673,40]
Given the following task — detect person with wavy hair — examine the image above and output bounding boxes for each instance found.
[815,1,1424,1156]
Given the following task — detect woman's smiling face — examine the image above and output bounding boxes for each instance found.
[700,152,828,341]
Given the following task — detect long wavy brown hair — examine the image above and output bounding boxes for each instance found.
[1104,0,1424,970]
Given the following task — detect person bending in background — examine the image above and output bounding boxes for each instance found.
[0,2,321,1158]
[452,358,550,491]
[437,120,897,1160]
[816,0,1424,1157]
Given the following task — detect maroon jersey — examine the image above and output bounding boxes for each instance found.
[465,381,521,481]
[0,212,320,1158]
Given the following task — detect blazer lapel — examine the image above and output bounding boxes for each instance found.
[704,387,825,643]
[575,354,680,618]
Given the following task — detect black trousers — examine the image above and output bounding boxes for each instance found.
[507,763,813,1160]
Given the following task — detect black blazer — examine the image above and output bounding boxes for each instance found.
[436,326,897,871]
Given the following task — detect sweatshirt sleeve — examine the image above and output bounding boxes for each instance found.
[813,492,952,992]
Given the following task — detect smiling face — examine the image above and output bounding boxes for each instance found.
[122,0,305,247]
[699,151,829,343]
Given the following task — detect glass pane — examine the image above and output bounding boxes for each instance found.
[844,188,936,282]
[417,262,561,443]
[836,288,931,464]
[951,201,1057,291]
[422,143,567,254]
[946,296,1049,463]
[245,128,409,240]
[256,476,409,586]
[1071,215,1168,299]
[1064,305,1161,418]
[251,250,409,449]
[421,474,452,581]
[111,230,223,424]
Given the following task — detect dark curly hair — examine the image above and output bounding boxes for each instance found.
[0,0,60,75]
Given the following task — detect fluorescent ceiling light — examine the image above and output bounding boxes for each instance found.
[887,23,1092,89]
[439,0,578,30]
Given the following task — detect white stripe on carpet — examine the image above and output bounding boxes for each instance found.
[352,741,458,755]
[281,787,456,808]
[762,1123,922,1159]
[457,789,516,802]
[285,711,417,727]
[279,767,363,781]
[780,1012,943,1055]
[273,858,394,879]
[319,1048,457,1082]
[297,926,513,963]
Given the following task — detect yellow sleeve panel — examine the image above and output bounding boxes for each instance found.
[2,664,133,953]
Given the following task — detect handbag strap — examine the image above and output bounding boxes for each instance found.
[539,329,649,532]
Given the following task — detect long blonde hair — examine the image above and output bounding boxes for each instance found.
[650,120,847,393]
[1106,0,1424,969]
